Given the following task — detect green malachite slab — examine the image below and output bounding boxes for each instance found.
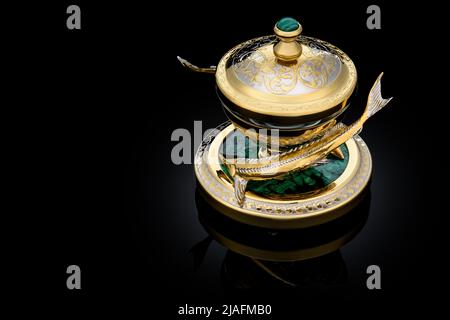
[220,130,349,197]
[276,17,299,32]
[246,145,349,196]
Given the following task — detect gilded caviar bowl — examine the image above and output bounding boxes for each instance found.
[178,17,392,228]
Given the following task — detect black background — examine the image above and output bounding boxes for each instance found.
[5,0,442,316]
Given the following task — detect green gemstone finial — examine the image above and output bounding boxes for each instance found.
[276,17,299,32]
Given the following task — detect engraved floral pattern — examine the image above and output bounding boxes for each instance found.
[231,36,342,94]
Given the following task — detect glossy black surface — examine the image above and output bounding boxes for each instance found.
[8,0,437,316]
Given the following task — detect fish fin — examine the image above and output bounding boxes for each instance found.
[234,175,248,207]
[311,158,331,167]
[330,147,345,160]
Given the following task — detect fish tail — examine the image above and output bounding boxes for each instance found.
[362,72,393,121]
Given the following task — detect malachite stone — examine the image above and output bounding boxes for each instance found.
[276,17,299,32]
[246,145,349,196]
[219,130,349,197]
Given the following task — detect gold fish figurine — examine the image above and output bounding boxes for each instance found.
[222,73,393,207]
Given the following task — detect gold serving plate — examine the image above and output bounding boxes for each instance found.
[179,17,392,228]
[194,122,372,229]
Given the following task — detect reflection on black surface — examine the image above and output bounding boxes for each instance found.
[193,187,371,290]
[221,250,347,289]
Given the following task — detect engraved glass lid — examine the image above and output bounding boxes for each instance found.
[216,17,357,118]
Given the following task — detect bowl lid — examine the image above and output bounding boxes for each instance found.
[216,17,357,118]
